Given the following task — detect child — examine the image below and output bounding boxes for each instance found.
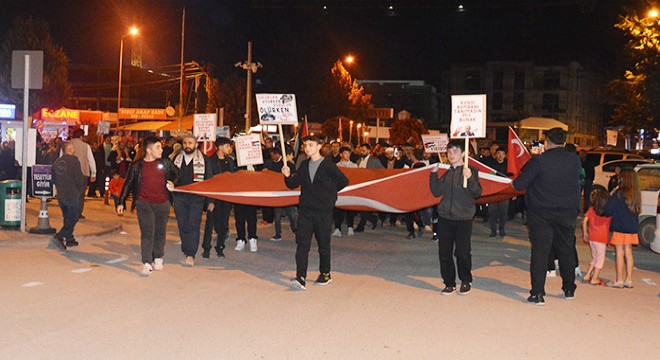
[582,189,611,286]
[603,168,641,288]
[107,169,125,213]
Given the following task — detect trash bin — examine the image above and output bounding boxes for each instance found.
[0,180,22,227]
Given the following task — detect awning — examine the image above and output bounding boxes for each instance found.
[119,121,171,131]
[519,117,568,131]
[158,115,194,131]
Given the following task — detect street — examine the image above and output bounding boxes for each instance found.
[0,200,659,359]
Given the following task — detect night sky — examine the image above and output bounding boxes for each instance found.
[0,0,643,102]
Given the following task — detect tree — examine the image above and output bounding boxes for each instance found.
[317,60,373,123]
[389,116,428,146]
[214,73,246,134]
[320,116,355,142]
[0,17,71,113]
[607,11,660,134]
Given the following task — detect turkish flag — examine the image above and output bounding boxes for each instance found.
[200,141,216,157]
[507,126,530,177]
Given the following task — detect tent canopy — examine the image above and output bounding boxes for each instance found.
[519,117,568,131]
[158,115,194,131]
[119,121,171,131]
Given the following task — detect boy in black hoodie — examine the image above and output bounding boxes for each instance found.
[283,135,349,290]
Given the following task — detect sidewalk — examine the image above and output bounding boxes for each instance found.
[0,196,122,246]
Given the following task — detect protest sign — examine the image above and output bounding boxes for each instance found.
[255,94,298,125]
[450,94,487,139]
[193,113,217,142]
[234,134,264,167]
[421,134,449,153]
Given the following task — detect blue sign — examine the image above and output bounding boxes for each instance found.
[0,104,15,119]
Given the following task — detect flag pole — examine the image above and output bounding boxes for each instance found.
[463,137,469,188]
[178,7,185,131]
[278,123,287,166]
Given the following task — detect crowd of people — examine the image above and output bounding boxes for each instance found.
[38,126,641,304]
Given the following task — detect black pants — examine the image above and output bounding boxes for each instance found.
[357,212,377,229]
[274,206,298,237]
[57,197,82,241]
[295,210,333,280]
[202,200,232,251]
[527,210,577,296]
[333,208,354,229]
[437,218,473,287]
[173,193,205,258]
[488,200,509,233]
[136,200,170,263]
[235,204,257,240]
[405,211,424,233]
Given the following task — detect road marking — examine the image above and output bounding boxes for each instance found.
[105,257,128,264]
[71,268,91,273]
[506,248,519,252]
[120,231,129,235]
[22,282,44,288]
[642,278,657,286]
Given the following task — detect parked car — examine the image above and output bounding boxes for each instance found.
[585,149,644,167]
[635,163,660,254]
[593,159,655,189]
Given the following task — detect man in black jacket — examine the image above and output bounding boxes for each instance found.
[282,135,349,290]
[51,142,86,250]
[430,139,482,296]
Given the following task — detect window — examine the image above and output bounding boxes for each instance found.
[514,71,525,90]
[602,154,623,163]
[513,92,524,110]
[492,92,503,110]
[543,71,560,90]
[493,71,503,90]
[542,93,559,113]
[465,70,482,90]
[638,168,660,190]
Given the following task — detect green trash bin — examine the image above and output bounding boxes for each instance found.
[0,180,22,227]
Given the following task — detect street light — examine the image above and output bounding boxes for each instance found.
[649,9,659,18]
[349,120,354,143]
[356,123,362,145]
[235,41,262,132]
[117,26,139,129]
[344,55,355,64]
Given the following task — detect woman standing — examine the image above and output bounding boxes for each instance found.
[604,168,641,288]
[117,136,179,276]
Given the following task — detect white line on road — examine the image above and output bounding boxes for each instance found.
[72,268,91,273]
[642,278,657,286]
[22,282,44,288]
[105,257,128,264]
[120,231,129,235]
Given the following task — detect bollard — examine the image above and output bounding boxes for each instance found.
[28,196,56,234]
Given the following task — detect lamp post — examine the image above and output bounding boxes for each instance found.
[356,123,362,145]
[349,120,353,144]
[235,41,262,132]
[117,26,138,129]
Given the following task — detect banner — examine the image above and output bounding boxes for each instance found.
[234,134,264,167]
[450,94,487,138]
[255,94,298,125]
[421,134,449,153]
[606,129,618,146]
[193,113,217,142]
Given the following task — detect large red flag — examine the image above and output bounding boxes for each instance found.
[507,126,531,177]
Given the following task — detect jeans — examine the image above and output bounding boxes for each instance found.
[234,204,257,240]
[136,200,170,263]
[437,218,473,287]
[295,210,333,280]
[202,201,232,251]
[488,200,509,233]
[173,193,206,257]
[57,197,82,240]
[273,206,298,237]
[527,210,577,296]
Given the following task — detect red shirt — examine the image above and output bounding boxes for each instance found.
[138,160,169,203]
[585,207,611,244]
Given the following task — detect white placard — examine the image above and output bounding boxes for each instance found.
[4,198,21,221]
[450,94,487,138]
[255,94,298,125]
[193,113,217,142]
[606,129,618,146]
[97,121,110,135]
[234,134,264,167]
[421,134,449,153]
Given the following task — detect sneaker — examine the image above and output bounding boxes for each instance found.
[216,248,225,258]
[65,239,79,247]
[314,273,332,286]
[347,227,354,236]
[249,238,258,252]
[270,235,282,242]
[234,240,246,251]
[563,290,575,300]
[546,270,557,277]
[459,283,472,295]
[574,267,582,277]
[406,232,416,239]
[182,256,194,267]
[290,277,306,290]
[153,258,164,271]
[527,294,545,306]
[50,236,66,251]
[202,249,210,259]
[489,231,497,238]
[431,234,439,242]
[441,286,456,295]
[141,262,153,276]
[332,228,342,237]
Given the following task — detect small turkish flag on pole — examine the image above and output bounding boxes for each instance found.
[507,126,531,178]
[201,141,216,157]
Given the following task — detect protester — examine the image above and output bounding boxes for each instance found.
[333,146,357,237]
[488,147,509,238]
[603,168,641,288]
[283,135,349,290]
[172,134,214,267]
[581,188,611,286]
[117,136,179,276]
[512,127,581,305]
[263,146,298,242]
[202,137,237,258]
[50,141,86,250]
[67,129,96,219]
[579,149,595,213]
[430,139,482,295]
[355,143,383,232]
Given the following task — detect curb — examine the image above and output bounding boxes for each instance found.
[0,224,123,247]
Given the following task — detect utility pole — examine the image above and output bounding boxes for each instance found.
[235,41,262,132]
[178,7,185,131]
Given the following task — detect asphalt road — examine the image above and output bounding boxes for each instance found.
[1,211,658,359]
